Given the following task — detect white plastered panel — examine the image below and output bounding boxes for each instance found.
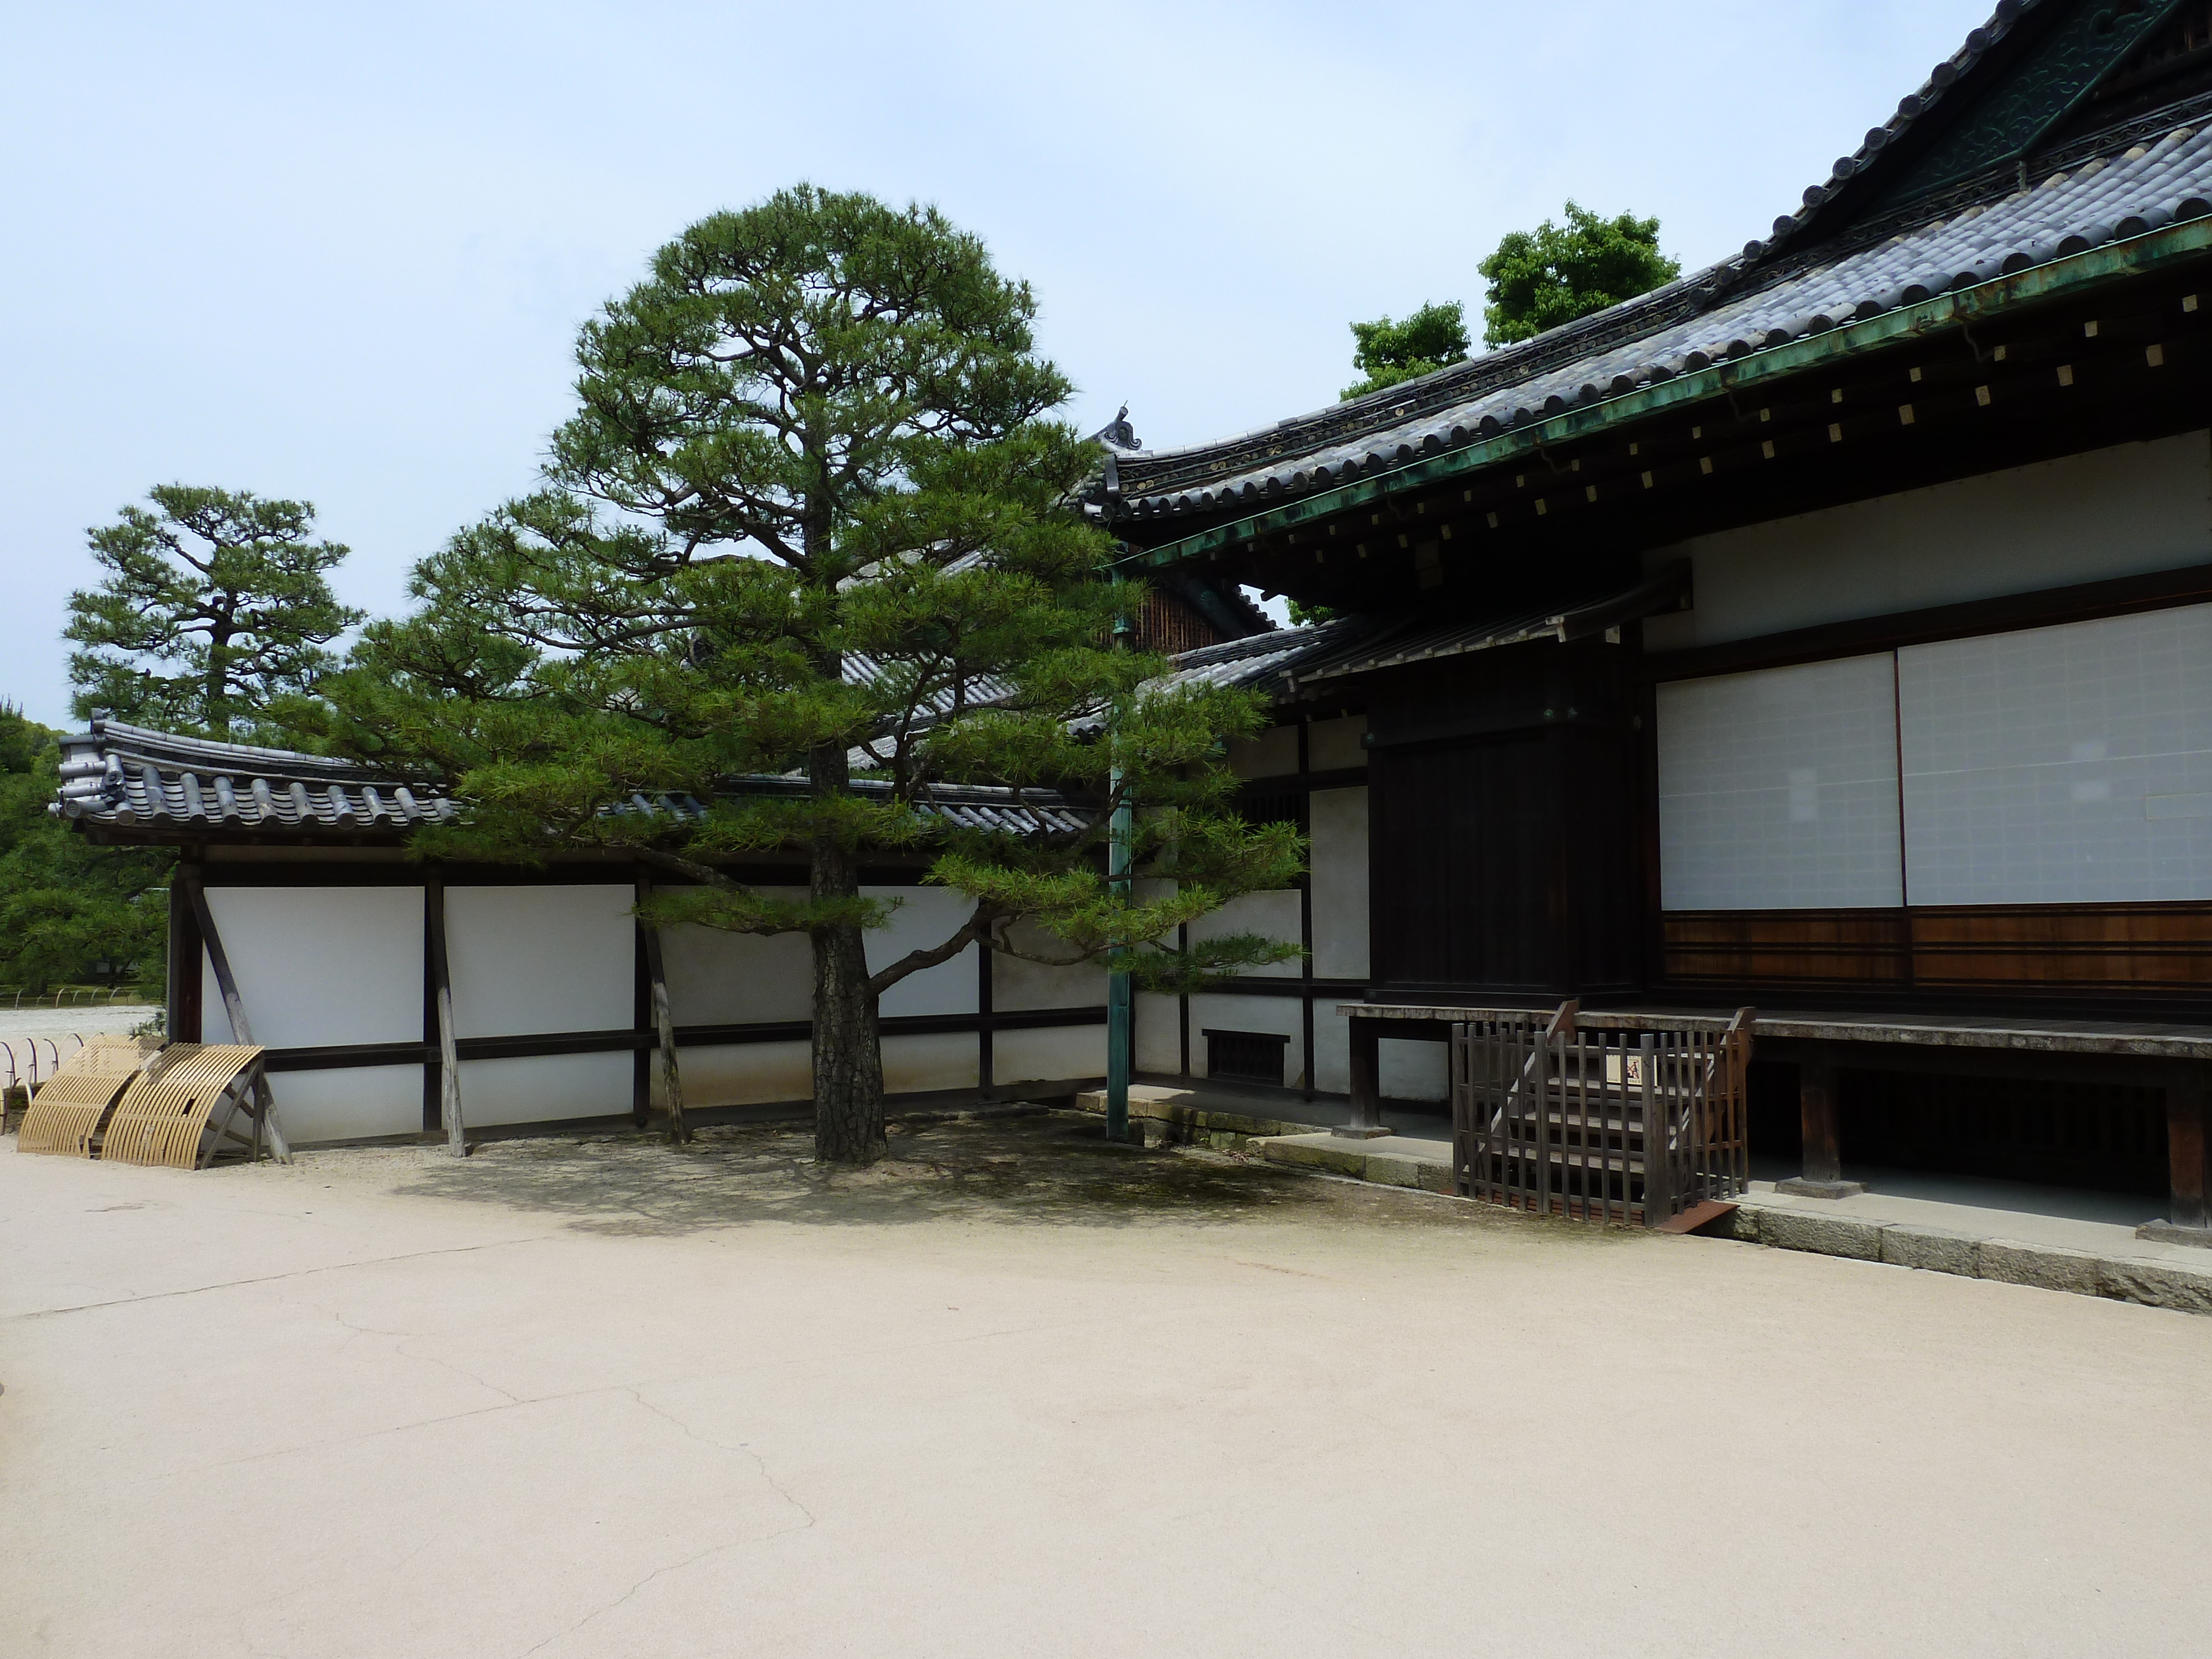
[1134,990,1182,1074]
[991,917,1108,1013]
[444,885,633,1039]
[197,885,423,1048]
[659,891,812,1025]
[1657,655,1904,910]
[1308,786,1369,979]
[867,887,977,1018]
[1188,889,1303,977]
[272,1065,423,1145]
[993,1023,1105,1087]
[880,1031,977,1095]
[1310,1003,1353,1095]
[1643,432,2212,650]
[1228,725,1300,779]
[1307,715,1368,772]
[457,1052,630,1127]
[1187,992,1303,1087]
[1900,602,2212,905]
[659,1041,812,1110]
[1380,1037,1449,1103]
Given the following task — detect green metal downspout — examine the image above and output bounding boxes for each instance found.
[1104,574,1133,1143]
[1117,215,2212,573]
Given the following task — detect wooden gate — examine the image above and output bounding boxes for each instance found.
[1451,1003,1752,1227]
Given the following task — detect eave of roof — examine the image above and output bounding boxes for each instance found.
[53,720,1093,843]
[1115,211,2212,575]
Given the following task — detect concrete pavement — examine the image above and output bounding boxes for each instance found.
[5,1114,2211,1657]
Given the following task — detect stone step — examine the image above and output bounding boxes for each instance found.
[1068,1085,1342,1151]
[1254,1131,1456,1194]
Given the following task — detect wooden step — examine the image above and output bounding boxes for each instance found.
[1653,1198,1739,1235]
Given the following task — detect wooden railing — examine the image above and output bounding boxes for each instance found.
[1450,1003,1752,1227]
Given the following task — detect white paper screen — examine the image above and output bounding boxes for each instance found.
[1657,654,1904,910]
[1899,603,2212,904]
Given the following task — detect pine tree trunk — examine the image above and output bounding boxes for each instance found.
[809,740,886,1165]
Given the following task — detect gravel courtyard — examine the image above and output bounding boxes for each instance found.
[4,1110,2210,1658]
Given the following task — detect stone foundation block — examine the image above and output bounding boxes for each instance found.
[1976,1240,2102,1296]
[1416,1162,1457,1196]
[2097,1258,2212,1316]
[1257,1138,1368,1179]
[1880,1224,1980,1278]
[1361,1155,1422,1189]
[1758,1208,1884,1260]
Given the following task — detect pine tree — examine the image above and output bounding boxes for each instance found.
[309,188,1302,1164]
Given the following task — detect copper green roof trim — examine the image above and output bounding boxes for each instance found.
[1117,212,2212,573]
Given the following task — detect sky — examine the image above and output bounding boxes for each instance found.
[0,0,1997,727]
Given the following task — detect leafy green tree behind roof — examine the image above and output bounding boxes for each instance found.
[0,706,168,997]
[1478,201,1681,348]
[1339,301,1470,400]
[65,486,363,741]
[307,186,1303,1166]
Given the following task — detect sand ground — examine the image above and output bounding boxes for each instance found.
[4,1111,2209,1658]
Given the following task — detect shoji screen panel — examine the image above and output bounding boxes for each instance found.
[1899,602,2212,905]
[1657,654,1905,910]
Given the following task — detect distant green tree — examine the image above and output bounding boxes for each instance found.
[0,707,168,996]
[1339,301,1470,400]
[66,486,364,740]
[1286,599,1337,627]
[1478,202,1681,348]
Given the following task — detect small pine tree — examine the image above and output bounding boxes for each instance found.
[66,486,363,740]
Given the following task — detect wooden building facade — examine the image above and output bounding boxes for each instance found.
[1105,0,2212,1228]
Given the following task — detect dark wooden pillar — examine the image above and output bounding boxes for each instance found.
[2167,1066,2209,1232]
[1779,1046,1864,1198]
[169,860,204,1044]
[1801,1052,1841,1183]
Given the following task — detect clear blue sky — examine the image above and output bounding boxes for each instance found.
[0,1,1995,726]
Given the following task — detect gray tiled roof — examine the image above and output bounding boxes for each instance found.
[1112,75,2212,521]
[52,719,1089,841]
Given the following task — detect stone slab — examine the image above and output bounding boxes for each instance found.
[1880,1224,1981,1278]
[2099,1256,2212,1316]
[1978,1239,2104,1296]
[1757,1207,1885,1261]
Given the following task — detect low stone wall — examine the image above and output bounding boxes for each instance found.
[1716,1201,2212,1316]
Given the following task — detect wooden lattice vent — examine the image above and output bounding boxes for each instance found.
[2100,3,2212,99]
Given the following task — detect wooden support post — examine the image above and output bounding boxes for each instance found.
[178,869,290,1164]
[1777,1046,1861,1199]
[1341,1014,1387,1137]
[635,873,690,1145]
[2163,1066,2208,1232]
[424,874,465,1157]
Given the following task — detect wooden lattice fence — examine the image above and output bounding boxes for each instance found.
[1451,1003,1752,1227]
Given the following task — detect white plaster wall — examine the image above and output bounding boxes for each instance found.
[866,886,977,1018]
[659,891,812,1025]
[1642,432,2212,649]
[1189,890,1303,978]
[880,1031,977,1094]
[1134,990,1182,1074]
[444,885,633,1039]
[1228,724,1300,779]
[273,1065,423,1145]
[1308,787,1370,979]
[1308,714,1368,771]
[660,1040,812,1110]
[457,1052,630,1127]
[1310,1002,1352,1096]
[198,885,423,1048]
[1187,992,1304,1088]
[993,1024,1105,1087]
[1380,1036,1450,1103]
[992,917,1108,1012]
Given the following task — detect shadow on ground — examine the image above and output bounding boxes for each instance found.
[382,1109,1548,1240]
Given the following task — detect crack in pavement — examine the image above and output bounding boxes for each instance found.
[623,1387,819,1531]
[7,1237,555,1321]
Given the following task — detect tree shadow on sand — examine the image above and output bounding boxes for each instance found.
[387,1110,1509,1240]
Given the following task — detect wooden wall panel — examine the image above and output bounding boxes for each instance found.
[1662,909,1910,988]
[1662,902,2212,998]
